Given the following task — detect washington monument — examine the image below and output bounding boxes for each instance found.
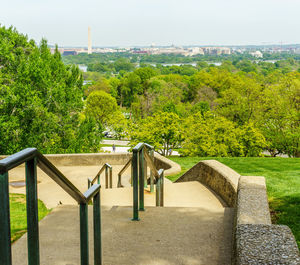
[88,26,92,54]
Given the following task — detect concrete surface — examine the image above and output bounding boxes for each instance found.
[101,181,226,209]
[101,140,130,146]
[8,165,134,208]
[176,160,240,207]
[8,161,222,210]
[12,205,234,265]
[101,146,130,153]
[236,176,271,225]
[233,175,300,264]
[8,153,181,208]
[235,224,300,265]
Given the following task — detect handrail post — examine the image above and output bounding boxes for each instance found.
[0,171,12,265]
[109,167,112,188]
[156,175,161,207]
[80,203,89,265]
[139,148,145,211]
[144,150,147,188]
[117,173,121,188]
[131,162,133,187]
[93,190,102,265]
[26,158,40,265]
[105,167,108,189]
[160,171,164,207]
[150,150,154,193]
[132,151,139,220]
[156,170,164,207]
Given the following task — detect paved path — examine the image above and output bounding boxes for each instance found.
[9,163,234,264]
[101,139,130,146]
[8,164,174,208]
[9,164,138,208]
[12,205,233,265]
[101,181,226,209]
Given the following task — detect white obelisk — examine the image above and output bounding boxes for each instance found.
[88,26,92,54]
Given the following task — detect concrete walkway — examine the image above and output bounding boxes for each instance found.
[8,165,135,208]
[12,205,233,265]
[9,163,234,264]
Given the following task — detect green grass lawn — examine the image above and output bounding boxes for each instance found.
[168,156,300,248]
[10,193,50,242]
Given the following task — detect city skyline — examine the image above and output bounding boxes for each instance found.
[2,0,300,47]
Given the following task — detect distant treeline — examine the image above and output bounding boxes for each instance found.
[1,25,299,157]
[62,51,300,66]
[83,60,300,157]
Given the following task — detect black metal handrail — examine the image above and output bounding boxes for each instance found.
[0,148,102,265]
[131,143,164,221]
[88,162,112,189]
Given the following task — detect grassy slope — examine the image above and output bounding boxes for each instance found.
[10,193,50,242]
[168,156,300,248]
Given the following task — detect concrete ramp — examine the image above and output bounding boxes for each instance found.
[12,205,233,265]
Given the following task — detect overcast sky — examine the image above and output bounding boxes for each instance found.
[1,0,300,47]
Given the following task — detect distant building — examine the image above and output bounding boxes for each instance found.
[250,51,263,58]
[62,50,78,56]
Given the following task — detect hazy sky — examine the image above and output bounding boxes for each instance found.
[1,0,300,47]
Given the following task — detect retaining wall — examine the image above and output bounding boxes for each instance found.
[154,153,181,176]
[175,160,239,207]
[0,152,181,177]
[175,160,300,264]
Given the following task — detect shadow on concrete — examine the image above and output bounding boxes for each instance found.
[12,205,234,265]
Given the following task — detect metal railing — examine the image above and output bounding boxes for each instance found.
[0,148,102,265]
[117,157,131,188]
[132,143,164,221]
[88,163,112,189]
[117,149,155,192]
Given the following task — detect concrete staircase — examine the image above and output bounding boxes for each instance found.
[12,181,233,265]
[10,166,234,264]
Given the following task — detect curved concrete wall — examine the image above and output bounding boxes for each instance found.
[44,153,132,166]
[174,159,300,264]
[154,153,181,176]
[0,152,181,177]
[175,160,240,207]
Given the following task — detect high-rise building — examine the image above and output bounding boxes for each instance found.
[88,27,92,54]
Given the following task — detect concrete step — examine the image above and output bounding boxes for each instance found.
[101,181,226,210]
[12,205,233,265]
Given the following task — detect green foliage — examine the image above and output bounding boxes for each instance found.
[85,90,118,125]
[5,26,296,157]
[113,62,298,157]
[181,113,266,157]
[128,112,183,156]
[84,90,127,139]
[0,25,101,154]
[258,74,300,157]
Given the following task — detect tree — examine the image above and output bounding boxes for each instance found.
[113,58,134,72]
[84,77,111,97]
[119,72,142,107]
[180,113,266,157]
[215,73,263,125]
[258,74,300,157]
[0,26,95,154]
[85,90,119,126]
[128,112,183,156]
